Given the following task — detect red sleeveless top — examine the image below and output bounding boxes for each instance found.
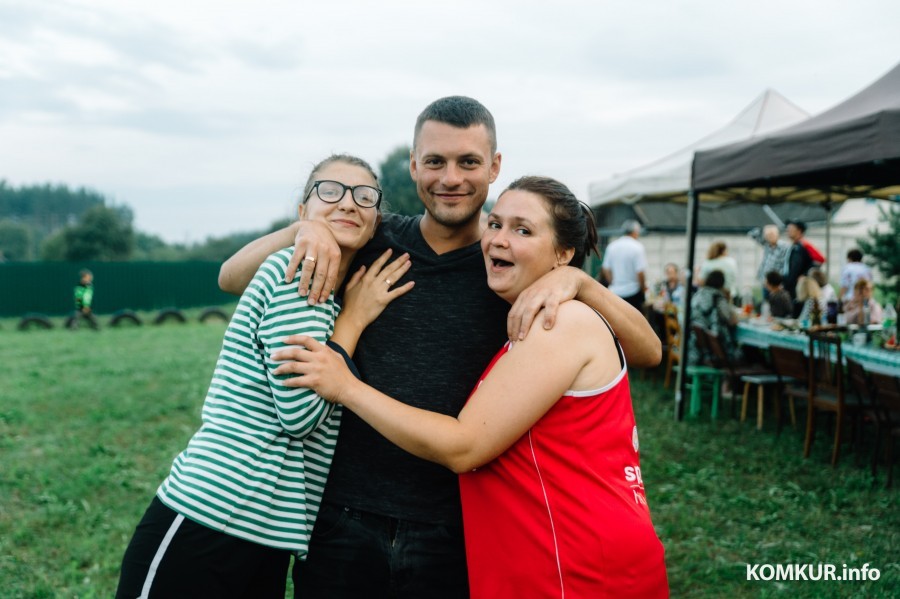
[459,342,669,598]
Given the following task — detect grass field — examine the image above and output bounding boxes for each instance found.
[1,317,898,597]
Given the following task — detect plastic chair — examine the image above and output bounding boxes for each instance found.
[686,326,724,420]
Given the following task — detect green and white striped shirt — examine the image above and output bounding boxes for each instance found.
[157,248,341,555]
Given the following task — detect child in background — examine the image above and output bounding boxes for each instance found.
[72,269,99,329]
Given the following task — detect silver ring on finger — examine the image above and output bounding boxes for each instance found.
[304,255,316,263]
[385,279,392,286]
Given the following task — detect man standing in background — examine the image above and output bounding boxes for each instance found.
[601,219,648,312]
[839,248,873,302]
[784,220,815,318]
[749,224,790,299]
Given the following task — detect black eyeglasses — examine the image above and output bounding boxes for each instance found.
[306,180,382,209]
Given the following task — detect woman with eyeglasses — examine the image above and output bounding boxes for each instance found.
[280,176,669,598]
[115,155,414,599]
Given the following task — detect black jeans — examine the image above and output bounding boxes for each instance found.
[293,502,468,599]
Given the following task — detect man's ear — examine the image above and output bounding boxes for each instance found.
[489,152,502,184]
[409,148,419,183]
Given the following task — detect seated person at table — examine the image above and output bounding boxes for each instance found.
[651,262,685,312]
[763,271,793,318]
[698,241,738,301]
[795,275,826,323]
[688,269,739,365]
[809,267,838,307]
[843,279,883,325]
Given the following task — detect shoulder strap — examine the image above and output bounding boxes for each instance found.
[590,308,625,369]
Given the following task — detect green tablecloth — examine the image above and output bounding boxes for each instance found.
[736,322,900,376]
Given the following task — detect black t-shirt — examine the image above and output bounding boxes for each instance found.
[324,213,509,523]
[785,242,813,298]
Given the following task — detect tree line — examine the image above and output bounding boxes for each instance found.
[0,145,422,263]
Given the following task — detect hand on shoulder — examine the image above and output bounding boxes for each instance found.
[519,300,612,352]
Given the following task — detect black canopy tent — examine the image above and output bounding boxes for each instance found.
[675,61,900,420]
[692,61,900,200]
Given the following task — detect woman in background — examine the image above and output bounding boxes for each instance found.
[698,241,738,302]
[795,275,825,323]
[809,268,838,307]
[843,279,884,325]
[689,269,739,365]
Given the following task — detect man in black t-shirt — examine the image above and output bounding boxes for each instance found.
[784,220,815,318]
[220,96,661,598]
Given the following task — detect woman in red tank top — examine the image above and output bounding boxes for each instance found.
[288,176,669,598]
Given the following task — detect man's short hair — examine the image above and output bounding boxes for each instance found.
[765,270,784,287]
[621,219,641,236]
[847,248,863,262]
[413,96,497,154]
[786,219,807,233]
[704,270,726,290]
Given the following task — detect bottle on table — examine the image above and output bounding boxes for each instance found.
[883,303,897,346]
[810,301,822,327]
[741,287,754,317]
[826,301,838,325]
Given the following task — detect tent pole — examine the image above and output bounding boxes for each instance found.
[676,189,700,421]
[824,193,833,277]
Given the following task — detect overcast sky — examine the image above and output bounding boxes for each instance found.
[2,0,899,243]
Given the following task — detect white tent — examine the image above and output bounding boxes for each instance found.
[588,89,809,207]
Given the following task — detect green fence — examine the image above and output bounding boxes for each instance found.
[0,261,235,317]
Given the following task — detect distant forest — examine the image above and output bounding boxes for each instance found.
[0,180,290,262]
[0,147,422,263]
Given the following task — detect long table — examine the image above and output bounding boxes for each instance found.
[736,322,900,376]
